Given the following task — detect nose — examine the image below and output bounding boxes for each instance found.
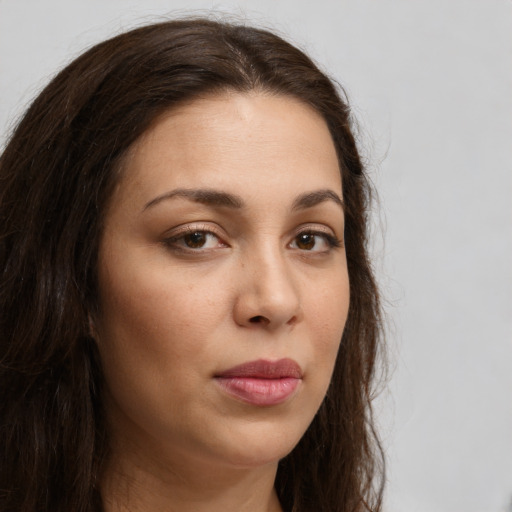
[233,246,302,330]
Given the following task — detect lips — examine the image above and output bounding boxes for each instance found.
[214,358,302,406]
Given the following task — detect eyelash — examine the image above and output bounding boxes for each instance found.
[163,226,342,254]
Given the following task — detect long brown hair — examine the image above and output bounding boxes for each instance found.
[0,18,384,512]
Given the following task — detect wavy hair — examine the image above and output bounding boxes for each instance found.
[0,18,384,512]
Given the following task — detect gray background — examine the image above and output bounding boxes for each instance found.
[1,1,511,511]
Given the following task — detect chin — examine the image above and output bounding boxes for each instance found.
[204,419,306,470]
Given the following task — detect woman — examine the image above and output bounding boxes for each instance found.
[0,18,384,512]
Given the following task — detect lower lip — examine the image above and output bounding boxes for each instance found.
[215,377,300,406]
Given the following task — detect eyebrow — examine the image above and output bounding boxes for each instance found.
[143,188,244,211]
[143,187,344,212]
[291,189,344,212]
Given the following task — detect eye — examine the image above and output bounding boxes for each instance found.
[289,230,342,252]
[164,228,228,252]
[181,231,215,249]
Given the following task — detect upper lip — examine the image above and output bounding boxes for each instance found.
[215,358,302,379]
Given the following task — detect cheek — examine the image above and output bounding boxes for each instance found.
[97,261,226,357]
[94,265,227,425]
[305,273,349,366]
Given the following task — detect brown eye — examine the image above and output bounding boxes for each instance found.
[290,230,341,253]
[164,229,228,253]
[183,231,207,248]
[295,233,316,250]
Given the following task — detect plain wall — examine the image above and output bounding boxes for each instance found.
[1,1,511,511]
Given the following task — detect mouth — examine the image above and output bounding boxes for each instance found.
[214,358,302,406]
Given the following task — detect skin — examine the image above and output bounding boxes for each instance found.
[95,91,350,512]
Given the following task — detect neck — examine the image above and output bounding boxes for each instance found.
[101,440,283,512]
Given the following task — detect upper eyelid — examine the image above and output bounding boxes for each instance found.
[165,223,336,237]
[164,221,339,235]
[164,222,223,237]
[161,218,342,238]
[291,223,338,237]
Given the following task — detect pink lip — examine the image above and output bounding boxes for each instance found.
[214,358,302,406]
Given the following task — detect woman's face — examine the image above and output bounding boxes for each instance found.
[95,92,349,471]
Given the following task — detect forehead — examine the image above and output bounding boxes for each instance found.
[113,92,342,208]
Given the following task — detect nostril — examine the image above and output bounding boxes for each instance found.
[249,315,266,324]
